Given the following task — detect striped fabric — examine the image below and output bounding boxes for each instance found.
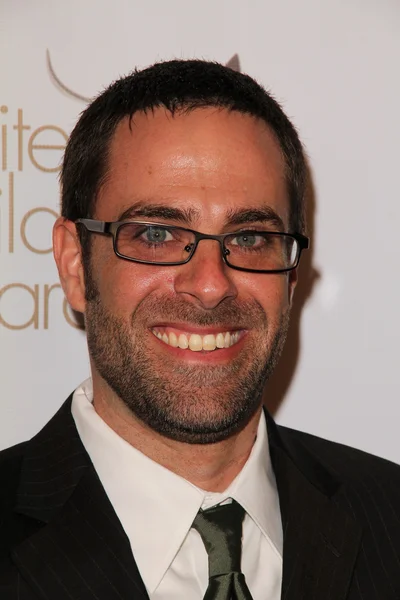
[1,396,400,599]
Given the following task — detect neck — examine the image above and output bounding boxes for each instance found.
[92,377,262,492]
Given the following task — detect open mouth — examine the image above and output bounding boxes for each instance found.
[151,327,244,352]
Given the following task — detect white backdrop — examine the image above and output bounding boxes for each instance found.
[1,0,400,461]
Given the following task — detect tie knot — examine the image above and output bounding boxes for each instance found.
[192,500,245,577]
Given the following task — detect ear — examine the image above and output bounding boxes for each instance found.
[53,217,86,313]
[288,268,298,306]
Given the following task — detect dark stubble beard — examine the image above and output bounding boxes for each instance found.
[85,282,290,444]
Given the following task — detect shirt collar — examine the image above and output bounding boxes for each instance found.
[223,407,283,554]
[195,407,282,555]
[72,378,282,593]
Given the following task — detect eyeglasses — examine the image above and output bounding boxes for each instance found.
[75,219,309,273]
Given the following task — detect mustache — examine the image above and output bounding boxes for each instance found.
[132,295,268,329]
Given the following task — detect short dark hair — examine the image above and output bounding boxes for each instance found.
[61,59,307,255]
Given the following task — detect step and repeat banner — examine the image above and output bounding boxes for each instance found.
[2,0,400,461]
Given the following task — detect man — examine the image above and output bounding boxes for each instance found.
[1,60,400,600]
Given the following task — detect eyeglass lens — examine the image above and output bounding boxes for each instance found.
[116,223,299,270]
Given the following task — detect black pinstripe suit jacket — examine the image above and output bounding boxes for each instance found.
[1,395,400,599]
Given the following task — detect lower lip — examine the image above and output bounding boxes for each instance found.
[149,331,247,363]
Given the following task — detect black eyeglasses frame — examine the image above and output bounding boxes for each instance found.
[75,218,310,274]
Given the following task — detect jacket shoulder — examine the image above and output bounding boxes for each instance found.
[0,442,30,561]
[0,442,27,507]
[278,424,400,486]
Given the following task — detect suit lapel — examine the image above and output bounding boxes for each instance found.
[267,414,362,600]
[11,395,362,599]
[12,398,149,600]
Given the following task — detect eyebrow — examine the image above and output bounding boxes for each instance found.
[117,202,199,224]
[225,206,285,231]
[117,202,285,231]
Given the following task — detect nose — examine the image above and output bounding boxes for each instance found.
[173,238,238,309]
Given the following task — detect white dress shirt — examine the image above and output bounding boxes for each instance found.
[71,378,283,599]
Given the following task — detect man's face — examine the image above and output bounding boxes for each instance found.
[83,107,295,444]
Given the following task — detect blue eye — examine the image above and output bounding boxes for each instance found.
[232,233,257,248]
[143,227,173,243]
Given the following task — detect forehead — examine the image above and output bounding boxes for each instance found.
[96,107,289,227]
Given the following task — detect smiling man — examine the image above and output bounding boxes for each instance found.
[1,60,400,600]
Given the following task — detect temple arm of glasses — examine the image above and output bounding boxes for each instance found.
[75,218,108,234]
[299,234,310,250]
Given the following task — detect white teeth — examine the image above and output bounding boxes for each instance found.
[178,333,189,349]
[224,332,231,348]
[216,333,225,348]
[169,331,178,347]
[152,329,241,351]
[189,334,203,351]
[203,334,217,351]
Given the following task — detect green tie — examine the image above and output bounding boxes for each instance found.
[192,500,254,600]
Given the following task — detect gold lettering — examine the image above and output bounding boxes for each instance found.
[0,283,39,329]
[44,285,84,330]
[13,109,30,171]
[28,125,68,172]
[8,172,14,253]
[1,105,8,171]
[20,207,58,254]
[43,283,62,329]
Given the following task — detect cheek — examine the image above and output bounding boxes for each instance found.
[96,256,177,316]
[238,273,291,316]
